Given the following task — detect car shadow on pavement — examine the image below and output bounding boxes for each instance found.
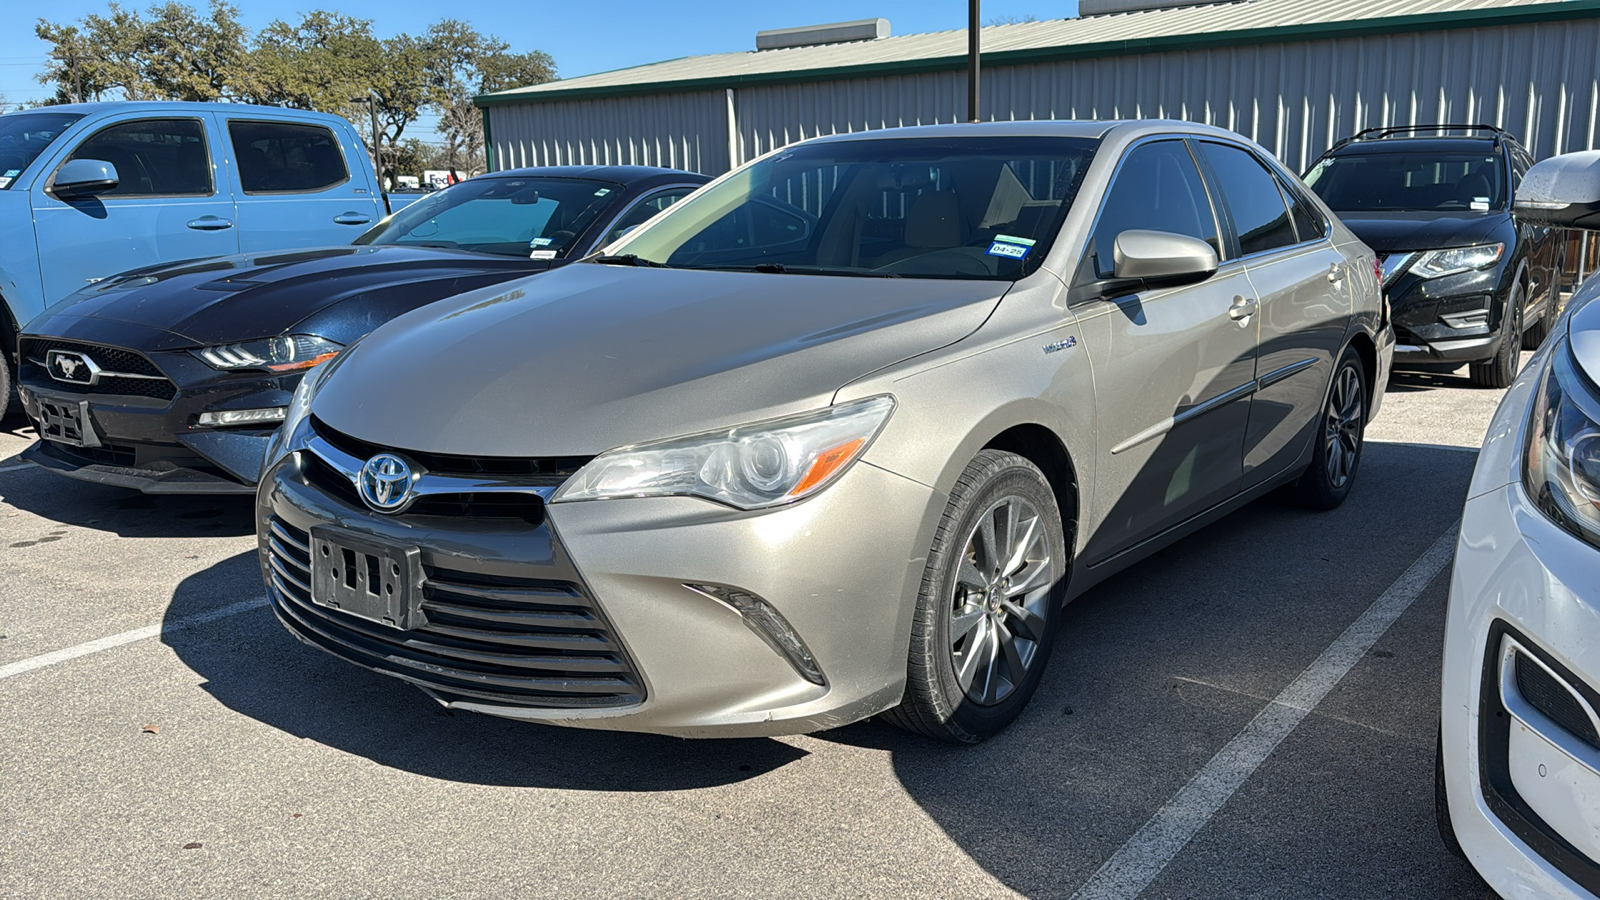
[161,550,807,791]
[811,441,1494,898]
[0,469,257,537]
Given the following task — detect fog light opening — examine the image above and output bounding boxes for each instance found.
[198,407,288,427]
[686,583,827,686]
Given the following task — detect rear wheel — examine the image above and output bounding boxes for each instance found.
[883,450,1067,743]
[1469,284,1523,389]
[1292,346,1368,510]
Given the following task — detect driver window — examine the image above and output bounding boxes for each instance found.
[1092,141,1220,278]
[603,187,696,245]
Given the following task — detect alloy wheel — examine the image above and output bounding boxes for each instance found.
[1324,363,1363,489]
[949,495,1053,706]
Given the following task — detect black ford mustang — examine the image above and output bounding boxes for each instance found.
[18,165,709,493]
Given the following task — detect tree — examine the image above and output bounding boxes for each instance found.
[143,1,247,101]
[424,20,555,176]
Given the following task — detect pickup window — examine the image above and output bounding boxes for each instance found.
[229,120,349,194]
[62,118,212,197]
[0,111,83,189]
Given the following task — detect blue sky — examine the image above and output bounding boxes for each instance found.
[0,1,1078,139]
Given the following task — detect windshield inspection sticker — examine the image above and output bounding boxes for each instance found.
[593,188,611,196]
[530,237,553,247]
[529,249,559,260]
[987,234,1037,260]
[1471,197,1491,211]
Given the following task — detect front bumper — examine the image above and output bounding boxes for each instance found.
[259,446,942,737]
[1389,263,1511,367]
[1443,480,1600,899]
[17,338,298,493]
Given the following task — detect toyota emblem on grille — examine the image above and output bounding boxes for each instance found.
[45,349,100,385]
[358,453,416,513]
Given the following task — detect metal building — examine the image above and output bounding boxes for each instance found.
[475,0,1600,176]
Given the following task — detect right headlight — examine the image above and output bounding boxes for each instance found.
[1523,338,1600,548]
[551,396,896,510]
[1410,242,1504,280]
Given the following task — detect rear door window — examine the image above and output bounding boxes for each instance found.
[1277,176,1327,242]
[1198,142,1297,256]
[62,118,212,197]
[1091,140,1221,278]
[229,121,349,194]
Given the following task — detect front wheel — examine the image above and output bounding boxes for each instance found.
[1469,284,1523,389]
[1292,346,1368,510]
[0,347,12,423]
[883,450,1068,743]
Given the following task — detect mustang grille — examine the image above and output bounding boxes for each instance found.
[19,338,177,401]
[267,517,643,709]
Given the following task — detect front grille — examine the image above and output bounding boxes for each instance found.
[301,450,548,524]
[311,416,589,478]
[1515,650,1600,750]
[267,517,643,709]
[19,338,178,401]
[38,439,137,468]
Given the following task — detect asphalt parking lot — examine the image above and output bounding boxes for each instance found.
[0,355,1530,899]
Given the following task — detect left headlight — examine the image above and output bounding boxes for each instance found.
[193,335,343,372]
[1523,338,1600,548]
[551,396,896,510]
[1410,242,1504,280]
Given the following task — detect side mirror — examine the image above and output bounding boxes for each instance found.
[1515,151,1600,230]
[1112,229,1219,285]
[53,159,120,199]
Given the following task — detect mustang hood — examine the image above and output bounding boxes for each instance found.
[1332,211,1509,254]
[313,263,1009,457]
[36,246,546,347]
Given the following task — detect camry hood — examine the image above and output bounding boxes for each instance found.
[1332,211,1510,254]
[312,263,1008,457]
[40,246,546,346]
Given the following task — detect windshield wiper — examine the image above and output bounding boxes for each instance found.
[591,254,670,268]
[683,263,901,278]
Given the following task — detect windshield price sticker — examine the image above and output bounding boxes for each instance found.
[529,249,559,260]
[986,234,1037,260]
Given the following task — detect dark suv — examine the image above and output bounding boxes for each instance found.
[1304,125,1564,387]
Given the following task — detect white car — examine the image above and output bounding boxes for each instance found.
[1439,149,1600,898]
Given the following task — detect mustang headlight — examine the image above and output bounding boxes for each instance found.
[552,396,896,510]
[193,335,342,373]
[1524,339,1600,548]
[1410,242,1504,280]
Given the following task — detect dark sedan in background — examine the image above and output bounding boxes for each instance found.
[1304,125,1564,387]
[17,165,709,493]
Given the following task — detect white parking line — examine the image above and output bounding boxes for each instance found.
[0,462,32,474]
[0,597,267,682]
[1071,524,1459,900]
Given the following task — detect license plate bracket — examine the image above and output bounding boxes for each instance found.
[309,526,427,630]
[37,397,98,448]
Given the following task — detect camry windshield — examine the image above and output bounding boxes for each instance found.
[1304,151,1507,212]
[355,176,624,257]
[0,111,84,189]
[608,136,1100,280]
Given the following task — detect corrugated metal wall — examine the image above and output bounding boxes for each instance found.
[487,90,729,174]
[489,17,1600,176]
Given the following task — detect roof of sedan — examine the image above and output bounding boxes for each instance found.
[488,164,711,181]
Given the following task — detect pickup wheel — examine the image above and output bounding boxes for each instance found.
[0,339,12,423]
[883,450,1067,743]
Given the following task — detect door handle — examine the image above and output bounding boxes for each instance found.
[1327,264,1344,284]
[1228,296,1259,321]
[333,212,372,226]
[186,215,233,231]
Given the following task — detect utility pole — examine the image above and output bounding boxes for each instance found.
[351,91,384,187]
[968,0,981,123]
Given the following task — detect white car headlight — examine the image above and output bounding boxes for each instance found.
[1523,339,1600,548]
[1410,242,1504,280]
[193,335,343,372]
[552,396,896,510]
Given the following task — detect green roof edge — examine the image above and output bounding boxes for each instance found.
[475,0,1600,108]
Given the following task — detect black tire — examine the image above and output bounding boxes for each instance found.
[1469,284,1523,389]
[1436,728,1467,860]
[0,346,12,424]
[882,450,1068,743]
[1523,276,1556,350]
[1292,346,1368,510]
